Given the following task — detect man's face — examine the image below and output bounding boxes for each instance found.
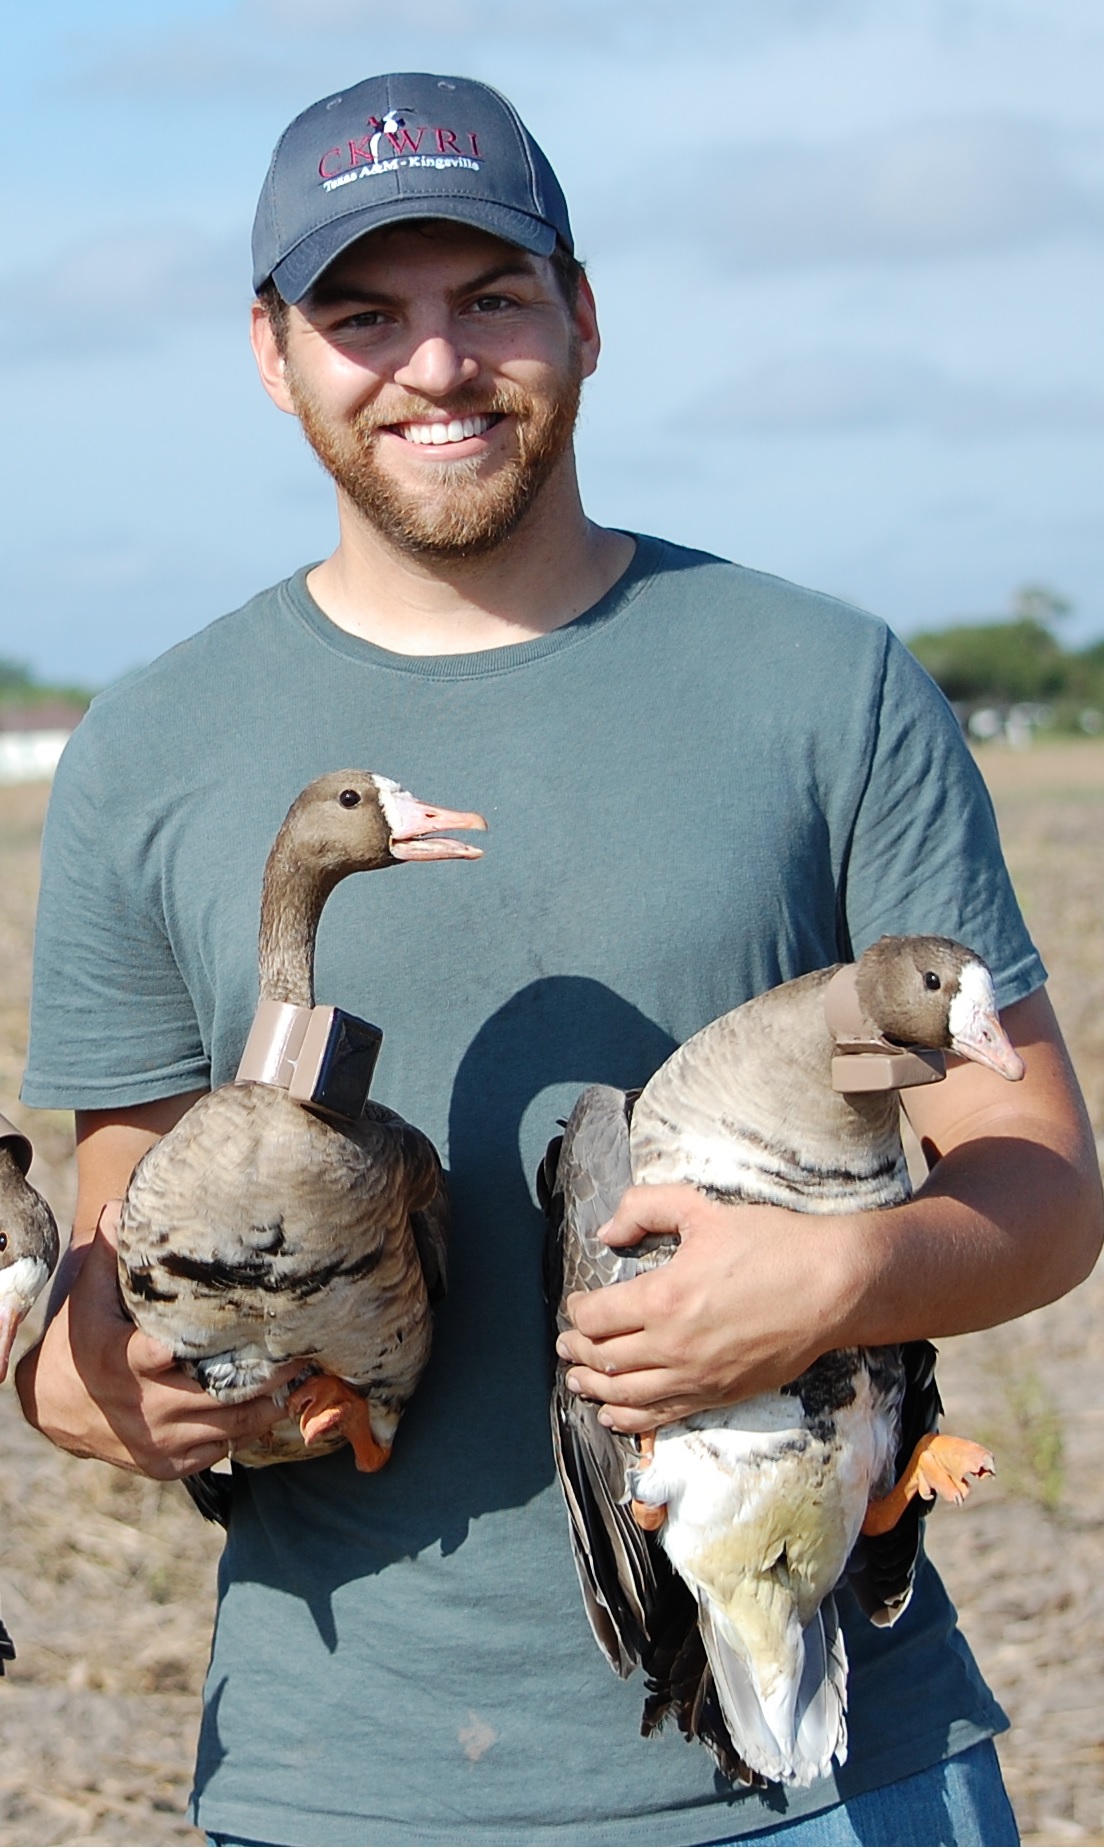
[256,222,597,561]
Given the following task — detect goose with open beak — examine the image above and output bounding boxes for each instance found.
[116,771,486,1496]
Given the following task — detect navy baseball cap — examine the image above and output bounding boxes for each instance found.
[252,72,574,303]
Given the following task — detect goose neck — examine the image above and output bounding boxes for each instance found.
[256,838,344,1007]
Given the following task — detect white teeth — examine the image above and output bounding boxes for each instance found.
[400,415,495,445]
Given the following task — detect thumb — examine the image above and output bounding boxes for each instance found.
[87,1201,176,1375]
[95,1198,123,1248]
[600,1183,687,1248]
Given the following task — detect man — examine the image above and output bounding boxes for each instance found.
[18,71,1101,1847]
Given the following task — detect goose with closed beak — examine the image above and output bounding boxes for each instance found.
[116,771,485,1485]
[541,935,1022,1788]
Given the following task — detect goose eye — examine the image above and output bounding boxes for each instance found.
[338,789,362,809]
[924,971,941,991]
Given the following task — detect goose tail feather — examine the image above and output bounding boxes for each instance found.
[697,1596,848,1787]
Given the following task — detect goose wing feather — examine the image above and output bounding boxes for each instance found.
[543,1086,687,1677]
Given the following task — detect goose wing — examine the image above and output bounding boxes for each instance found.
[542,1085,759,1783]
[845,1339,941,1625]
[361,1101,448,1303]
[543,1085,666,1672]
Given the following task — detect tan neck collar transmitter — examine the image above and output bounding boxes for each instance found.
[822,963,946,1094]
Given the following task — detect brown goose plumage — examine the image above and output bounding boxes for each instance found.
[117,770,485,1476]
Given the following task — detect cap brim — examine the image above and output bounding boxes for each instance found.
[266,197,558,303]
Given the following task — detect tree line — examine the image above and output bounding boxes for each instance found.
[907,587,1104,737]
[0,659,92,715]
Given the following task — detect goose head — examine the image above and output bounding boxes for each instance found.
[0,1131,60,1382]
[269,770,487,879]
[258,771,487,1007]
[853,936,1025,1082]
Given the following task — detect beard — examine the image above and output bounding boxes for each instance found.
[286,351,584,562]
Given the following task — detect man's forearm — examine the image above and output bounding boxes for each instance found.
[837,1119,1101,1351]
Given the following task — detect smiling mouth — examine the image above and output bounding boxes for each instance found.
[390,414,505,446]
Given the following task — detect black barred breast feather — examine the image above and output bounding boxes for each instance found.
[543,935,1019,1787]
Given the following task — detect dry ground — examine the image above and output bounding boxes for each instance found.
[0,745,1101,1846]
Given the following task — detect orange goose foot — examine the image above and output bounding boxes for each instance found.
[287,1375,392,1473]
[630,1429,668,1531]
[862,1433,995,1537]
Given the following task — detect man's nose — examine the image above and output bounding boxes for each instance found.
[393,335,479,397]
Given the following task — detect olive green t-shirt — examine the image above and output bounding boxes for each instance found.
[25,538,1043,1845]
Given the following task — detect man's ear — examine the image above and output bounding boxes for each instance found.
[574,272,601,382]
[250,301,297,414]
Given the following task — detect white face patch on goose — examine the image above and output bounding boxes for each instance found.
[945,958,1025,1080]
[947,959,998,1045]
[371,776,412,835]
[0,1253,51,1314]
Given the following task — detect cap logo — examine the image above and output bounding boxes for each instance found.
[253,74,571,295]
[318,108,483,191]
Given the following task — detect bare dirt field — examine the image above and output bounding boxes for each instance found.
[0,744,1101,1846]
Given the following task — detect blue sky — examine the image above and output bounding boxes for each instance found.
[4,0,1103,683]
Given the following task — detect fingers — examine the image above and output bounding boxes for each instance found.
[104,1377,288,1479]
[556,1327,655,1376]
[561,1364,696,1433]
[564,1277,650,1340]
[20,1218,293,1474]
[599,1184,687,1248]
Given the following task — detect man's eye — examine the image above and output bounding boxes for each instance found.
[335,309,389,330]
[469,294,513,313]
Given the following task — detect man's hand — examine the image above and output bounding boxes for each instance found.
[556,1184,852,1433]
[16,1202,291,1478]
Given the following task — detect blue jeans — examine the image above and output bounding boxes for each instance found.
[206,1738,1019,1848]
[699,1739,1018,1846]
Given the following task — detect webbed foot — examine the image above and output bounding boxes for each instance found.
[863,1433,995,1536]
[287,1375,392,1473]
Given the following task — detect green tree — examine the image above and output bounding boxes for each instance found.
[907,586,1104,733]
[908,617,1066,704]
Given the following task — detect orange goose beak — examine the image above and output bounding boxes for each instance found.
[950,1006,1025,1082]
[385,792,488,862]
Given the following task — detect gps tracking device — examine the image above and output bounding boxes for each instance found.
[822,963,946,1093]
[235,999,383,1124]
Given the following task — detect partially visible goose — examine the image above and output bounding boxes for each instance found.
[117,771,485,1481]
[0,1112,59,1668]
[541,936,1022,1787]
[0,1113,59,1384]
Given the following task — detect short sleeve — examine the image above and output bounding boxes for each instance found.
[841,634,1046,1008]
[22,710,210,1109]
